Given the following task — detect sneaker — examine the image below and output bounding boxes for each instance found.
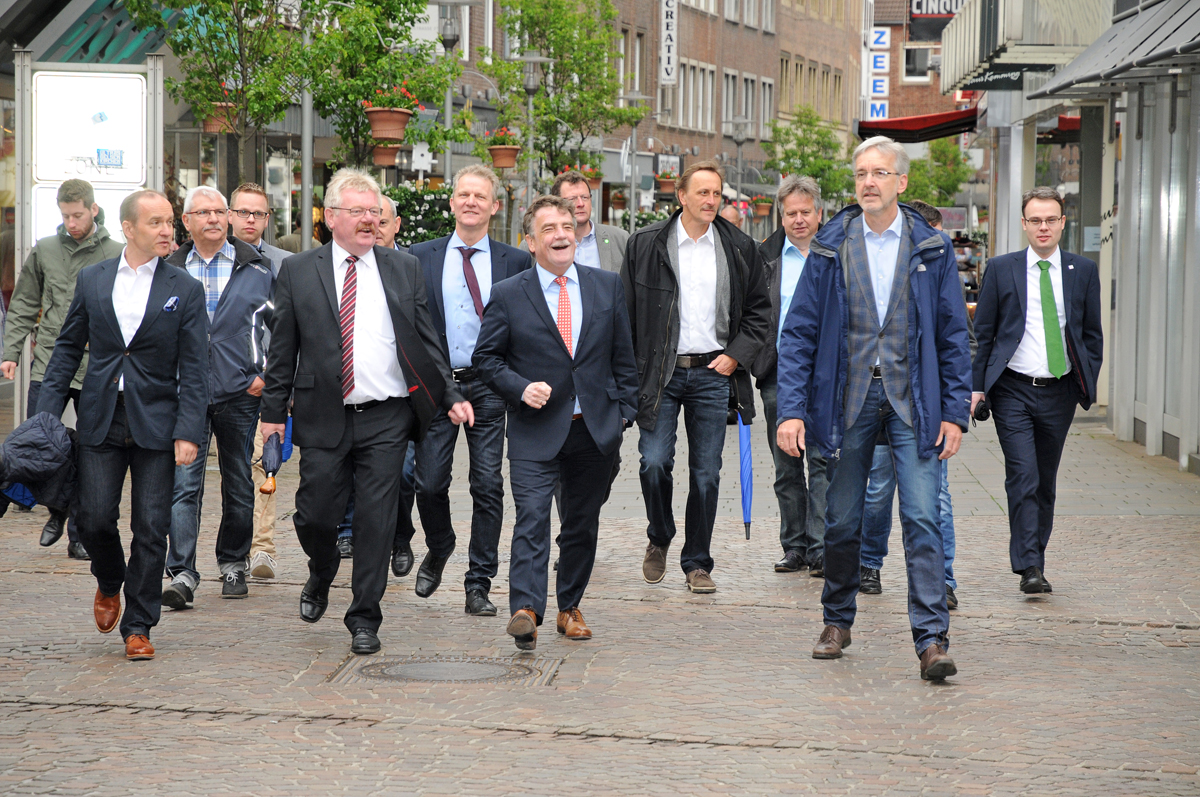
[642,542,668,584]
[946,585,959,610]
[337,536,354,559]
[685,569,716,593]
[221,570,249,599]
[162,580,194,611]
[249,551,277,579]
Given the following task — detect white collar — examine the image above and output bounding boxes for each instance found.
[332,240,376,269]
[675,214,714,245]
[1026,246,1062,269]
[118,248,158,274]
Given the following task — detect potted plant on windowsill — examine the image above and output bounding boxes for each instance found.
[750,194,773,217]
[655,168,678,194]
[483,126,522,168]
[363,83,421,142]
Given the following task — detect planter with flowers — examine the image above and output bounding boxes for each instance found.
[610,187,628,210]
[373,144,402,167]
[751,195,773,217]
[203,101,237,134]
[362,83,421,142]
[483,126,523,168]
[655,169,678,194]
[560,163,603,190]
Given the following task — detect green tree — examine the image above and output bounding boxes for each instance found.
[127,0,305,184]
[761,106,855,202]
[902,137,975,207]
[479,0,644,182]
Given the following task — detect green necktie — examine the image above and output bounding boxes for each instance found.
[1037,260,1067,377]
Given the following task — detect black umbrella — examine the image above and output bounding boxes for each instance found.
[260,432,282,494]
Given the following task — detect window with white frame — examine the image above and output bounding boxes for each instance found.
[760,79,774,138]
[763,0,776,32]
[742,75,757,137]
[635,33,645,94]
[744,0,758,27]
[705,67,715,131]
[725,0,739,21]
[904,48,931,83]
[832,70,843,122]
[723,70,738,135]
[616,32,626,105]
[689,64,699,128]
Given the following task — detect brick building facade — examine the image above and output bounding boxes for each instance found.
[871,0,960,119]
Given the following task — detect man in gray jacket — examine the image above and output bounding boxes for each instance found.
[521,170,629,272]
[161,186,275,608]
[2,179,122,558]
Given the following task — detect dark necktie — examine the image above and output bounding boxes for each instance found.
[457,246,484,320]
[339,255,358,398]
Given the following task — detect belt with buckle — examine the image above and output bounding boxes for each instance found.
[452,367,477,383]
[676,351,722,369]
[345,398,385,412]
[1004,369,1062,387]
[870,365,883,378]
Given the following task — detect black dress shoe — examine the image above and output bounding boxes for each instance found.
[414,551,451,598]
[808,557,825,578]
[337,537,354,559]
[350,627,380,655]
[39,512,66,547]
[464,589,497,616]
[67,541,90,560]
[392,539,414,577]
[1041,577,1052,594]
[299,574,331,623]
[945,584,959,610]
[1019,566,1046,594]
[774,551,806,573]
[859,566,882,594]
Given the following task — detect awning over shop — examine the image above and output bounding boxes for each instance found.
[1030,0,1200,99]
[855,108,977,143]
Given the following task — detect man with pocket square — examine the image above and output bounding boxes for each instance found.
[37,189,209,661]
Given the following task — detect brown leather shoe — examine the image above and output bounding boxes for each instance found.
[642,542,668,584]
[506,608,538,651]
[124,634,155,661]
[685,568,717,593]
[94,589,121,634]
[556,607,592,640]
[919,644,957,681]
[812,625,851,659]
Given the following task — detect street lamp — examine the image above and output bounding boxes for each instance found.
[620,90,652,235]
[731,115,749,220]
[515,50,553,201]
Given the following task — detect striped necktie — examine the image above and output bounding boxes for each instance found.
[340,255,358,398]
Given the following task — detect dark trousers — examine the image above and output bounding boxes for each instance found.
[989,370,1076,574]
[339,441,416,548]
[75,402,176,638]
[760,376,828,564]
[293,397,413,634]
[508,419,615,623]
[414,379,507,592]
[27,380,82,543]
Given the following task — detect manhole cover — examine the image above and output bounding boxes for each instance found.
[328,654,562,686]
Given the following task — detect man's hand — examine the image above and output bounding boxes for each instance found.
[707,354,738,376]
[175,440,199,466]
[246,376,265,397]
[970,392,985,417]
[0,361,16,380]
[777,419,806,458]
[261,422,287,444]
[937,421,963,461]
[522,381,552,409]
[448,401,475,427]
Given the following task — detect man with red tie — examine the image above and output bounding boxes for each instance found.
[473,195,638,651]
[260,168,473,655]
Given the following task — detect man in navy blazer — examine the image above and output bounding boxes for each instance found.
[473,195,637,651]
[405,165,532,615]
[37,190,209,661]
[972,187,1103,595]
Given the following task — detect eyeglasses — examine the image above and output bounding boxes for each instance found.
[854,169,899,182]
[329,206,382,219]
[1022,216,1062,227]
[185,209,225,218]
[562,194,591,205]
[230,209,270,220]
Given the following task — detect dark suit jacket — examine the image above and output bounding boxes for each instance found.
[261,243,463,448]
[473,265,638,461]
[972,248,1103,408]
[37,257,209,450]
[409,234,532,361]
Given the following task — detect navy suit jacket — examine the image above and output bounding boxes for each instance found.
[972,248,1103,408]
[473,265,638,461]
[37,257,210,450]
[408,234,532,361]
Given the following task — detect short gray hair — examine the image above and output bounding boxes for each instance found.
[183,185,227,213]
[522,195,576,238]
[325,167,383,211]
[852,135,910,176]
[777,175,822,208]
[120,189,171,224]
[453,163,502,201]
[382,196,399,218]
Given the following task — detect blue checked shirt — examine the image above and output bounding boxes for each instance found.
[185,240,237,321]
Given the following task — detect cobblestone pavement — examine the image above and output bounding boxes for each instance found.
[1,407,1198,796]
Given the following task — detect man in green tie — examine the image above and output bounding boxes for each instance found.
[971,187,1104,595]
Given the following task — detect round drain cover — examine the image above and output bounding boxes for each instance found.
[357,656,539,683]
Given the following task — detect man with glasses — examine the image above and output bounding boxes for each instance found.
[971,187,1102,596]
[776,136,971,680]
[160,186,274,608]
[522,170,628,273]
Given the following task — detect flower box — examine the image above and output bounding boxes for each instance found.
[365,107,413,142]
[488,145,521,169]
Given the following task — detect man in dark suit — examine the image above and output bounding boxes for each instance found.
[260,168,473,656]
[474,195,638,651]
[37,189,209,661]
[406,165,532,615]
[972,186,1103,595]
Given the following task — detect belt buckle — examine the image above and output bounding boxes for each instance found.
[1031,376,1047,387]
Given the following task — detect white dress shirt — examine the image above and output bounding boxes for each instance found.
[441,232,493,369]
[332,242,407,403]
[675,215,721,354]
[113,248,158,390]
[1008,246,1071,379]
[537,263,582,414]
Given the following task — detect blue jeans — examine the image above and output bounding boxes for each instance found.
[822,379,949,657]
[859,446,957,589]
[166,393,260,586]
[639,366,729,575]
[760,376,827,564]
[338,442,416,543]
[414,379,507,592]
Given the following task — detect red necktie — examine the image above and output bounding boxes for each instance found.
[555,275,572,356]
[457,246,484,320]
[339,255,358,398]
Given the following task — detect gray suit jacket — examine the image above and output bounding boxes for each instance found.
[520,222,629,273]
[257,241,291,276]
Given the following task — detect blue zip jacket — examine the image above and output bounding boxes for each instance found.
[777,203,971,460]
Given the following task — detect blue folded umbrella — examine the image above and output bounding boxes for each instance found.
[738,415,753,539]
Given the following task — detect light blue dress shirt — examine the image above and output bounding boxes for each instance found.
[575,225,601,271]
[777,238,807,349]
[537,263,582,414]
[862,210,904,326]
[442,232,493,368]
